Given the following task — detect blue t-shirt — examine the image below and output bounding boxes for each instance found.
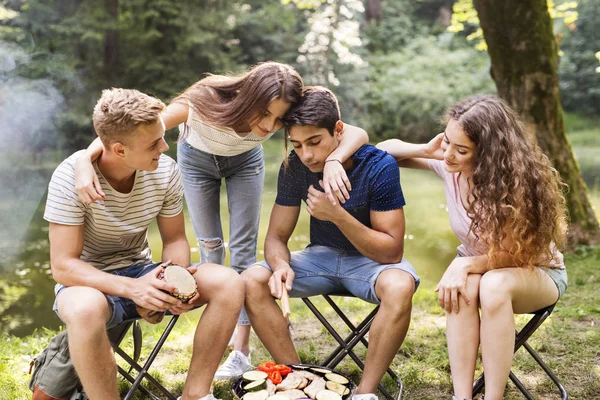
[275,144,405,252]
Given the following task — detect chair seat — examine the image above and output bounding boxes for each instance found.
[302,295,403,400]
[472,304,568,399]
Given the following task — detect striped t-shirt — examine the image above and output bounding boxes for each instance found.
[182,108,274,156]
[44,151,184,271]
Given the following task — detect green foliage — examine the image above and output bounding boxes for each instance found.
[357,36,495,141]
[558,0,600,116]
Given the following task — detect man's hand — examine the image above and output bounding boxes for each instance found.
[435,257,472,314]
[130,265,182,312]
[168,264,199,315]
[74,155,105,205]
[268,265,295,299]
[322,159,351,205]
[306,183,345,223]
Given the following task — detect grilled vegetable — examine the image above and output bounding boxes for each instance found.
[325,381,348,396]
[310,367,332,374]
[315,389,343,400]
[243,371,269,382]
[244,379,267,392]
[324,373,349,385]
[242,389,270,400]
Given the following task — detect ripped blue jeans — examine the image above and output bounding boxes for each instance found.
[177,141,265,325]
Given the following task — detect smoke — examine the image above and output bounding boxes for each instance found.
[0,40,64,263]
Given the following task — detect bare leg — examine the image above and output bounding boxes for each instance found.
[356,269,415,394]
[479,268,559,400]
[447,274,481,399]
[234,324,252,356]
[181,264,245,400]
[56,287,118,400]
[242,266,300,364]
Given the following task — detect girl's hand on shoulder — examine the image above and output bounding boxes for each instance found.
[435,257,471,313]
[425,132,445,160]
[322,159,351,205]
[74,155,105,205]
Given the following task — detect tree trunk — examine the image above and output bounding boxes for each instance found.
[364,0,382,22]
[474,0,599,245]
[104,0,119,85]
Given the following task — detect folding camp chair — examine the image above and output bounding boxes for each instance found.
[302,295,403,400]
[108,315,180,400]
[472,304,568,399]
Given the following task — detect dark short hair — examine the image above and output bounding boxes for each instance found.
[283,86,340,136]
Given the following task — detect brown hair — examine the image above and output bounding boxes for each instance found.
[173,61,303,136]
[445,95,568,268]
[93,88,165,145]
[283,86,341,137]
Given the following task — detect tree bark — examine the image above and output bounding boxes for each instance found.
[474,0,599,244]
[104,0,119,85]
[364,0,382,22]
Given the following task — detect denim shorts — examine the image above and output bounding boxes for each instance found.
[253,245,420,304]
[538,266,568,299]
[53,262,160,329]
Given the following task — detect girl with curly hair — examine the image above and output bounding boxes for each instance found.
[377,94,568,400]
[73,62,368,383]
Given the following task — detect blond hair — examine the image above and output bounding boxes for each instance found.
[93,88,165,144]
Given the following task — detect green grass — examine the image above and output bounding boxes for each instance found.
[4,245,599,399]
[2,119,600,399]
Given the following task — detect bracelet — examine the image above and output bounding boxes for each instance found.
[325,159,342,165]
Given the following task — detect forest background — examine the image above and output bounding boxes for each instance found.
[0,0,599,399]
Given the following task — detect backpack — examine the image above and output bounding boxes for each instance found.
[28,330,87,400]
[28,321,142,400]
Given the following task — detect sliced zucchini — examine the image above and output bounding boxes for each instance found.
[315,389,343,400]
[266,396,289,400]
[244,379,267,392]
[242,389,269,400]
[325,381,347,396]
[242,370,269,382]
[291,364,310,369]
[343,387,350,396]
[324,373,349,385]
[310,367,332,374]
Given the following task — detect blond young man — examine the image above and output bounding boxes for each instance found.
[45,88,243,400]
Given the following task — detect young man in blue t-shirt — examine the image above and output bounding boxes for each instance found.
[243,87,419,400]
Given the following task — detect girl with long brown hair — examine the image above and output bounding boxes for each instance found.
[377,94,568,400]
[73,62,368,381]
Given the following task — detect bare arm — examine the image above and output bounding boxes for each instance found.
[264,204,301,298]
[321,123,369,205]
[49,223,180,311]
[376,134,444,170]
[157,211,197,313]
[306,185,405,264]
[157,211,190,267]
[162,102,189,131]
[74,138,106,204]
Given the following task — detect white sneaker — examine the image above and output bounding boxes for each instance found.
[352,395,378,400]
[214,350,253,380]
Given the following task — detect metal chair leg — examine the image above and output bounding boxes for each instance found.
[472,304,568,399]
[112,316,179,400]
[302,296,403,400]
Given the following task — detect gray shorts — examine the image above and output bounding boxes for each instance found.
[538,266,568,299]
[253,245,420,304]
